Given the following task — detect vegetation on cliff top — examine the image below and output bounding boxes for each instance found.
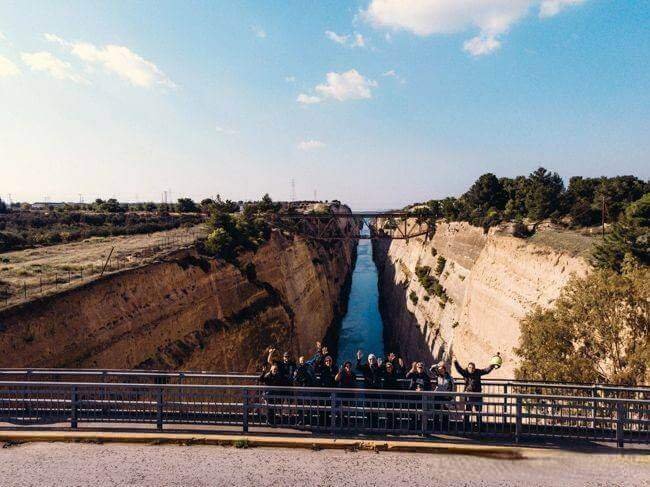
[419,167,648,231]
[515,265,649,385]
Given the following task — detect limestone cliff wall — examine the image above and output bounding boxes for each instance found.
[373,222,589,378]
[0,229,356,372]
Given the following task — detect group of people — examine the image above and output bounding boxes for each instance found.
[259,342,500,430]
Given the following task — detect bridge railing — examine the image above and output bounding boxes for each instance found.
[1,369,647,400]
[0,380,648,447]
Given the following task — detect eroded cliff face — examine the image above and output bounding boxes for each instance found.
[373,222,589,378]
[0,229,356,372]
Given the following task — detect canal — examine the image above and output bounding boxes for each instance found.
[336,239,385,365]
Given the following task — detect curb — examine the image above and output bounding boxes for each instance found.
[0,430,524,459]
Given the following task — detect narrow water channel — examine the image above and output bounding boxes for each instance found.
[336,239,385,365]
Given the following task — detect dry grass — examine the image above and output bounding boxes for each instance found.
[527,228,599,258]
[0,225,206,305]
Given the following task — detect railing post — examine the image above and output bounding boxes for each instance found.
[330,391,337,435]
[70,386,78,429]
[156,388,164,431]
[242,389,249,433]
[421,394,428,436]
[616,401,625,448]
[591,386,598,433]
[514,396,522,443]
[502,383,509,427]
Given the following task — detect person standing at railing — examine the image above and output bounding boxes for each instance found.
[356,350,383,428]
[430,361,454,430]
[383,352,406,378]
[259,363,289,426]
[356,350,383,389]
[267,348,296,383]
[381,361,402,430]
[406,362,431,391]
[293,356,315,387]
[454,357,498,431]
[335,361,356,388]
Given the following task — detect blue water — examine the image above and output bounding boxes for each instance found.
[336,240,385,365]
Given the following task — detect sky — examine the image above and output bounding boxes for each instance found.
[1,0,648,210]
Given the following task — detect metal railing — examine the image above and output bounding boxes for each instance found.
[1,369,647,401]
[0,380,648,447]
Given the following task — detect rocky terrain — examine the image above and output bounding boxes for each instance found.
[0,214,356,371]
[373,221,591,378]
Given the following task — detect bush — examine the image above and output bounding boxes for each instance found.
[409,290,418,305]
[515,267,649,385]
[435,256,446,276]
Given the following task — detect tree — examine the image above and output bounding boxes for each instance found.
[0,198,7,214]
[176,198,199,213]
[515,266,649,385]
[501,176,528,221]
[591,193,650,272]
[524,167,564,221]
[594,175,648,222]
[463,173,507,214]
[564,176,600,226]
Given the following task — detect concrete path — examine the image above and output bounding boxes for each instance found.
[1,432,648,486]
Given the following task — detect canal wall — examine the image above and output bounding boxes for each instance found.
[373,221,589,378]
[0,223,357,372]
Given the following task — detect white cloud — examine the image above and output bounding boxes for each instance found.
[325,30,367,48]
[285,76,296,83]
[215,126,238,135]
[325,30,349,45]
[44,34,176,88]
[252,26,267,38]
[382,69,406,83]
[21,51,87,83]
[363,0,588,56]
[297,140,326,151]
[0,31,6,42]
[463,33,501,56]
[315,69,377,101]
[539,0,585,18]
[297,93,322,105]
[0,54,20,77]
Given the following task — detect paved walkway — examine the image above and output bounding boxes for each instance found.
[1,439,648,486]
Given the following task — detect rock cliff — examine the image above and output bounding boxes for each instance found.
[373,221,589,378]
[0,224,356,372]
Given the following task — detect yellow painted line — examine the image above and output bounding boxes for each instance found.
[0,430,525,459]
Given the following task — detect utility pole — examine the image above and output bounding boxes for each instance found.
[601,196,606,238]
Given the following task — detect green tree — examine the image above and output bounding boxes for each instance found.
[591,193,650,272]
[515,266,649,385]
[0,198,7,214]
[462,173,507,219]
[176,198,199,213]
[524,167,564,221]
[501,176,528,220]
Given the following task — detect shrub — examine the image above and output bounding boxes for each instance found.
[515,267,649,385]
[435,256,446,276]
[409,290,418,305]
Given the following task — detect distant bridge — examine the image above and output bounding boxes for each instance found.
[271,212,435,241]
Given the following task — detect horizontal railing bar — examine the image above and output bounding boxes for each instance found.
[1,381,649,404]
[1,370,647,392]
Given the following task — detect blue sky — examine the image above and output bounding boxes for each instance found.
[1,0,648,209]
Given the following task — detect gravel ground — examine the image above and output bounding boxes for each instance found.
[1,442,649,487]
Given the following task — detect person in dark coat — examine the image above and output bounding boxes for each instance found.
[406,362,431,391]
[383,352,406,378]
[356,350,383,389]
[259,363,289,425]
[454,359,496,431]
[335,361,357,388]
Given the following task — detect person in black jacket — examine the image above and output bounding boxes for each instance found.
[381,361,402,429]
[259,363,289,426]
[454,359,496,431]
[335,361,357,388]
[406,362,431,391]
[383,352,405,378]
[355,350,383,389]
